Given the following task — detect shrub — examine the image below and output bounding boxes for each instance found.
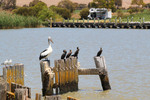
[57,0,75,13]
[50,6,71,19]
[80,8,89,19]
[117,10,124,17]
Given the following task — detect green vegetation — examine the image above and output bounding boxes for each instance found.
[80,8,89,19]
[0,11,41,29]
[112,9,150,22]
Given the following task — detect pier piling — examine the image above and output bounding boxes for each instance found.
[94,56,111,90]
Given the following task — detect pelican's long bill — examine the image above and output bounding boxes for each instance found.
[48,37,54,43]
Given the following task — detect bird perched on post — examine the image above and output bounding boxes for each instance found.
[66,50,72,58]
[97,47,103,57]
[61,50,67,59]
[72,47,80,59]
[1,59,12,67]
[39,36,54,60]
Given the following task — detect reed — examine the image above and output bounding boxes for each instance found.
[0,11,41,29]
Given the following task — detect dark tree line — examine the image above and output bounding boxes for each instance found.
[0,0,16,9]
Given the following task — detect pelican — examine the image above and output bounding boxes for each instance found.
[66,50,72,58]
[61,50,67,59]
[39,37,54,60]
[97,47,103,57]
[72,47,80,59]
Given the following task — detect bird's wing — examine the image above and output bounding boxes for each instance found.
[40,49,49,56]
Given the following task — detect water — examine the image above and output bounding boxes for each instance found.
[0,28,150,100]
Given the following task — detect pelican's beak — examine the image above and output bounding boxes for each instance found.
[50,39,54,43]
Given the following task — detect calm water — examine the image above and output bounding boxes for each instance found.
[0,28,150,100]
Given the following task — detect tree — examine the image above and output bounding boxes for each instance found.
[88,2,98,8]
[1,0,16,9]
[50,6,71,19]
[38,8,54,21]
[93,0,116,12]
[57,0,75,13]
[80,8,89,19]
[131,0,144,6]
[115,0,122,7]
[29,0,39,7]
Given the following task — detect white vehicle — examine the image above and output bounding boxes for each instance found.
[88,8,112,19]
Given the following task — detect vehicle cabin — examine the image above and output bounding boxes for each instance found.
[88,8,112,19]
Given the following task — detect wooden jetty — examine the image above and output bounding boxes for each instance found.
[0,64,31,100]
[48,18,150,29]
[0,56,111,100]
[40,56,111,96]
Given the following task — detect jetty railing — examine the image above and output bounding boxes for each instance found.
[48,18,150,29]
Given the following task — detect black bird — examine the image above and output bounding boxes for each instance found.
[97,47,103,57]
[61,50,67,59]
[66,50,72,58]
[72,47,80,58]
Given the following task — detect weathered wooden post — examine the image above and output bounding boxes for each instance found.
[35,93,42,100]
[40,60,54,96]
[87,19,89,23]
[115,17,117,25]
[15,88,28,100]
[109,18,111,23]
[45,95,61,100]
[119,17,121,23]
[94,56,111,90]
[98,18,100,23]
[50,17,52,28]
[67,18,69,23]
[0,78,7,100]
[131,16,133,22]
[142,17,144,23]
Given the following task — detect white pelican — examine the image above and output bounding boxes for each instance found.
[39,37,54,60]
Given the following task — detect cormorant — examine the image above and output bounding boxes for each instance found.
[97,47,103,57]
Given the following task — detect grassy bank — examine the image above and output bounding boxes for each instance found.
[0,11,42,29]
[112,9,150,22]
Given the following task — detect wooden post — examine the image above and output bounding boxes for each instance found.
[14,63,24,85]
[45,95,61,100]
[0,78,7,100]
[15,88,28,100]
[35,93,41,100]
[50,17,52,28]
[54,60,59,94]
[40,60,54,96]
[119,17,121,23]
[94,56,111,91]
[0,90,6,100]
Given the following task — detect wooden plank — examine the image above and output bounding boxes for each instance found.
[78,68,103,75]
[67,96,78,100]
[7,91,15,99]
[94,56,111,90]
[45,95,61,100]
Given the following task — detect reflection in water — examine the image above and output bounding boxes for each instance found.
[0,28,150,100]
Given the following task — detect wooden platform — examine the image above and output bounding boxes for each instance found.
[51,22,150,29]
